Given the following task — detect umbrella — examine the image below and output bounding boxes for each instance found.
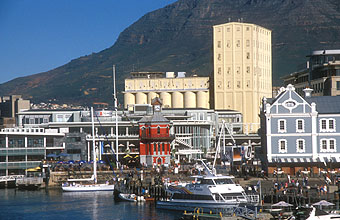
[272,201,293,207]
[68,160,75,164]
[123,154,133,159]
[47,153,57,158]
[98,160,105,164]
[313,200,334,206]
[134,155,139,158]
[26,166,41,172]
[78,160,86,165]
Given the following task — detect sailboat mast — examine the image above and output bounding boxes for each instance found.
[91,107,97,184]
[112,65,119,165]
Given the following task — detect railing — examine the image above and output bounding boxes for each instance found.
[0,175,25,182]
[216,194,259,204]
[245,194,260,203]
[140,134,174,140]
[16,177,44,185]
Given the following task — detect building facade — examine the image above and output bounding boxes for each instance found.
[0,127,65,176]
[261,84,340,175]
[0,95,30,128]
[124,72,210,109]
[282,50,340,97]
[212,22,272,132]
[138,98,173,166]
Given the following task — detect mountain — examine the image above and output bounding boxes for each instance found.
[1,0,340,105]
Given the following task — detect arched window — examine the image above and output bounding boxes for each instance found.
[157,126,160,134]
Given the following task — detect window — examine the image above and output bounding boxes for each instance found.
[278,139,287,153]
[237,81,241,88]
[329,119,335,130]
[320,139,336,152]
[217,54,221,61]
[217,41,221,48]
[246,52,250,59]
[296,139,305,153]
[337,81,340,90]
[236,40,240,47]
[157,126,160,134]
[330,139,335,150]
[296,119,304,132]
[321,140,327,151]
[321,119,327,130]
[320,118,336,132]
[278,120,286,133]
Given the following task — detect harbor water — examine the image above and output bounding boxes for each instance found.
[0,189,182,220]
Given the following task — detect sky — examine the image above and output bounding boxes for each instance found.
[0,0,177,84]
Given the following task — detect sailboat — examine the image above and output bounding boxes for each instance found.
[62,107,115,192]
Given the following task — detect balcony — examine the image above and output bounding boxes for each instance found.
[140,134,175,141]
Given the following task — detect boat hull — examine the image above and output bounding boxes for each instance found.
[156,200,239,213]
[118,193,138,202]
[62,184,114,192]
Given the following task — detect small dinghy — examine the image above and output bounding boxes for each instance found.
[118,193,145,202]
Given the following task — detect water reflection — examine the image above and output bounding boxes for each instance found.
[0,189,181,220]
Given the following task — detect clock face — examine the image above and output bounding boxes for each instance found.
[154,105,161,111]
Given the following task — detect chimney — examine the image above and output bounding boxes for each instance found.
[303,87,313,98]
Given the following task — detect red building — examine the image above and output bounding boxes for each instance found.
[138,98,173,166]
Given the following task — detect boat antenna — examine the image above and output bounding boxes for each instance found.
[112,65,119,166]
[91,107,97,184]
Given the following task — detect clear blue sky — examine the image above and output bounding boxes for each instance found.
[0,0,177,84]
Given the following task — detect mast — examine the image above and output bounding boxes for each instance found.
[91,107,97,184]
[112,65,119,165]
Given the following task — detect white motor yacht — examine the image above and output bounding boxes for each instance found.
[157,162,259,212]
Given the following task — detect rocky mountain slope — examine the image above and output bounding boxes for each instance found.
[1,0,340,105]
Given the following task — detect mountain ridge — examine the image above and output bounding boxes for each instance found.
[1,0,340,105]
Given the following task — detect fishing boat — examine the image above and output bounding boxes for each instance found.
[62,107,115,192]
[156,161,259,212]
